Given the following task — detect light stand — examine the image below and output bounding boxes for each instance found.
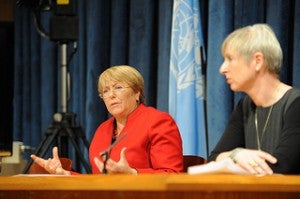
[22,0,91,174]
[60,43,68,113]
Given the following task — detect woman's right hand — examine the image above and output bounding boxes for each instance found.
[30,146,71,175]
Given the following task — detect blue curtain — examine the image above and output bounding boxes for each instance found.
[13,0,300,171]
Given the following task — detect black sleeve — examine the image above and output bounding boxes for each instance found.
[270,98,300,174]
[208,99,246,162]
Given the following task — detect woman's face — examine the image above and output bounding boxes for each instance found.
[101,81,140,120]
[219,46,256,92]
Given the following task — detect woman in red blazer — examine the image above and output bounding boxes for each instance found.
[31,65,183,175]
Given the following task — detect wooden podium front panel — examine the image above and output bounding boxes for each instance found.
[166,174,300,199]
[167,174,300,192]
[0,174,299,199]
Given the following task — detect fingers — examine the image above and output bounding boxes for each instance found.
[30,154,46,167]
[244,159,273,175]
[120,147,127,161]
[94,148,135,175]
[52,146,60,160]
[255,152,277,174]
[235,149,276,175]
[245,159,267,174]
[30,154,57,174]
[94,156,113,174]
[94,157,104,173]
[98,148,129,174]
[30,154,38,161]
[258,151,277,164]
[242,160,259,175]
[30,147,63,174]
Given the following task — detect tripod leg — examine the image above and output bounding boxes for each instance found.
[76,126,90,150]
[65,127,91,173]
[23,127,60,174]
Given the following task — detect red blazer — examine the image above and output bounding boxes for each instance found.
[89,104,183,173]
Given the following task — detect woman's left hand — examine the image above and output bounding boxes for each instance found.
[232,148,277,175]
[94,147,137,174]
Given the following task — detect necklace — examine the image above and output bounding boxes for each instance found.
[254,105,273,151]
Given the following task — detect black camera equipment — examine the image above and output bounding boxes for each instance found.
[17,0,91,173]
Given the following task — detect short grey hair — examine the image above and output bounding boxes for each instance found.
[221,24,283,75]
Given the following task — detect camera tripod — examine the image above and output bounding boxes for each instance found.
[23,43,91,174]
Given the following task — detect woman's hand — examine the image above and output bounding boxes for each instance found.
[94,147,137,174]
[30,146,71,175]
[226,148,277,175]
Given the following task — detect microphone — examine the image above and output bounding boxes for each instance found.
[100,133,127,174]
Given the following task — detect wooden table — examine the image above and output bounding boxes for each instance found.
[0,174,299,199]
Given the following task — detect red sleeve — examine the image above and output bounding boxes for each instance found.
[136,112,183,173]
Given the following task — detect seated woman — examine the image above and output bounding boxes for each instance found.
[208,24,300,175]
[31,65,184,175]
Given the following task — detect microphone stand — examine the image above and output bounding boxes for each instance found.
[100,133,127,174]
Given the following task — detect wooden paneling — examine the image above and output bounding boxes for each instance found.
[0,174,299,199]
